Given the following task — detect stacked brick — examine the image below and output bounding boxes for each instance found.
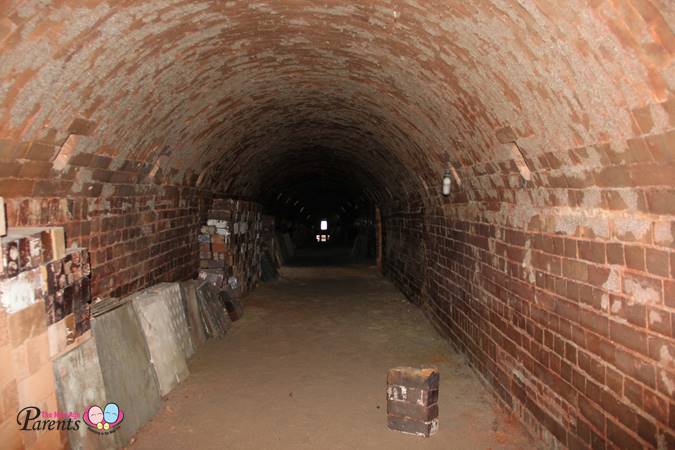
[197,198,263,296]
[386,366,439,437]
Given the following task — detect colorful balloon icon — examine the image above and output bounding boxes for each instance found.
[87,406,103,425]
[103,403,119,424]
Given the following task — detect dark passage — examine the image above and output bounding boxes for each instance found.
[0,2,673,450]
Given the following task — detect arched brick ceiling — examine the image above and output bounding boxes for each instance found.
[0,0,672,205]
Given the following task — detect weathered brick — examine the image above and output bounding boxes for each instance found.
[387,415,438,437]
[624,245,645,271]
[578,241,605,264]
[606,418,642,449]
[23,141,58,162]
[387,386,438,405]
[609,320,647,354]
[622,273,663,306]
[387,401,439,421]
[495,126,518,144]
[645,248,669,277]
[387,366,439,390]
[665,279,675,308]
[0,4,672,449]
[631,106,654,134]
[646,190,675,215]
[67,118,97,136]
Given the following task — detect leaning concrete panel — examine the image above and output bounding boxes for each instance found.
[179,280,207,349]
[52,337,118,450]
[146,282,194,360]
[132,288,189,396]
[92,302,161,446]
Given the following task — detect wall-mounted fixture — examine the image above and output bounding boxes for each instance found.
[442,169,452,196]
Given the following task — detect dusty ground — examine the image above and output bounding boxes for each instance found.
[131,250,534,450]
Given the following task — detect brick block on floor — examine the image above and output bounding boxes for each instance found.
[387,400,438,421]
[221,291,244,321]
[387,385,439,405]
[387,414,439,438]
[387,366,439,390]
[386,366,439,437]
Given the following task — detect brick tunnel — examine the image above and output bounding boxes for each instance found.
[0,1,674,449]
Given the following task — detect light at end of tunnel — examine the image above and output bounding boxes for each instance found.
[442,169,452,196]
[320,220,328,231]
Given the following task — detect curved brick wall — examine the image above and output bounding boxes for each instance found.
[0,1,673,448]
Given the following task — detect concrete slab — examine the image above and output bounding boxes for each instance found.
[196,282,230,338]
[146,282,194,360]
[52,337,117,450]
[92,302,161,446]
[179,281,207,350]
[132,288,189,396]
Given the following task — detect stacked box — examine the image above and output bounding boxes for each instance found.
[197,198,264,296]
[386,366,440,437]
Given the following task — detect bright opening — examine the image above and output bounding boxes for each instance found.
[320,220,328,231]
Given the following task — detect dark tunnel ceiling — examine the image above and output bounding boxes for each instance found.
[0,0,672,207]
[205,99,431,206]
[255,149,378,219]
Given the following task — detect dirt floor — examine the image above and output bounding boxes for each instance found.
[131,249,534,450]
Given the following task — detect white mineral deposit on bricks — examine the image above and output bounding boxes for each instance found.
[0,1,673,448]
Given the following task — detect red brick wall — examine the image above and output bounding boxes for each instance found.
[4,189,211,300]
[0,2,673,448]
[382,210,427,306]
[382,129,675,449]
